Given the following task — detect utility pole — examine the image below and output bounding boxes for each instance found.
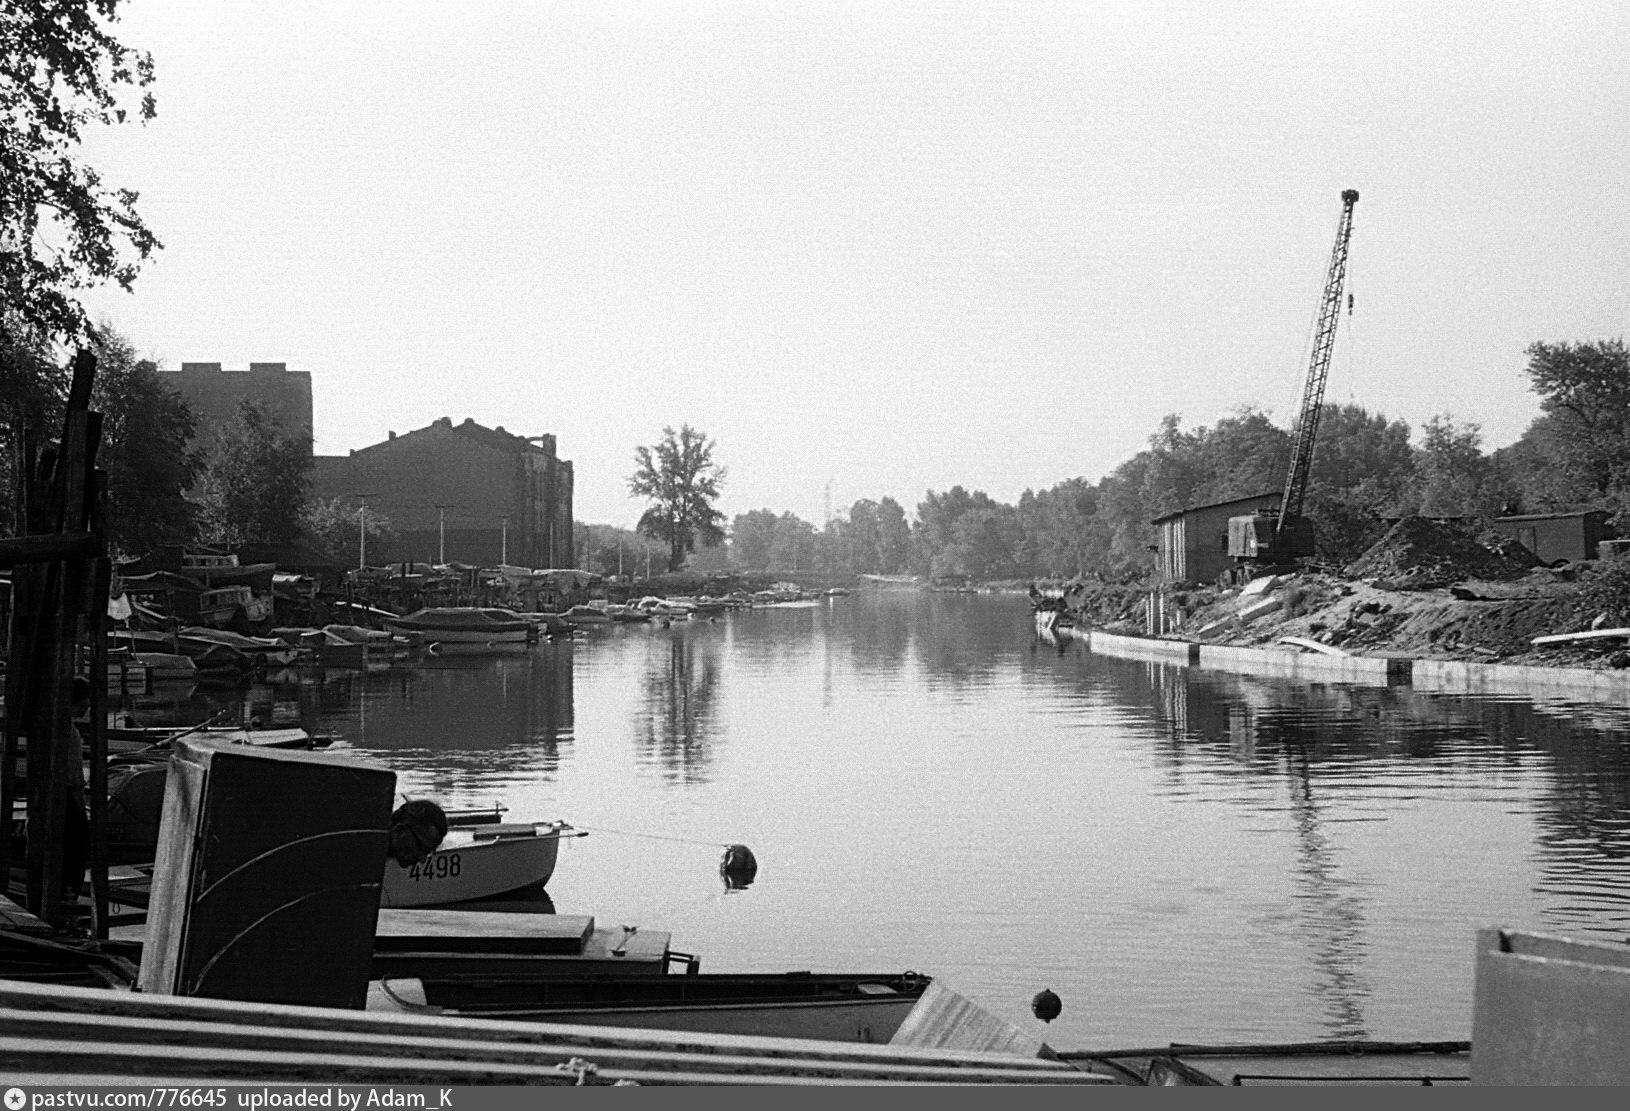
[499,515,509,566]
[355,493,373,570]
[435,504,451,565]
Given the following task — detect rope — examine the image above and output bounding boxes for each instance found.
[569,824,733,850]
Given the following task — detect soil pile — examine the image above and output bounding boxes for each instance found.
[1343,516,1540,588]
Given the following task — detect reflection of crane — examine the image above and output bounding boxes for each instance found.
[1227,190,1360,580]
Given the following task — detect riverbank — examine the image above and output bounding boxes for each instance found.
[1049,517,1630,671]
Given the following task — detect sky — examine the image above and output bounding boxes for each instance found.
[76,0,1630,529]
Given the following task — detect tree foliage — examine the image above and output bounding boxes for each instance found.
[0,332,64,532]
[192,401,313,547]
[628,424,726,572]
[729,508,779,570]
[304,496,391,567]
[2,0,160,342]
[88,325,199,553]
[1520,339,1630,512]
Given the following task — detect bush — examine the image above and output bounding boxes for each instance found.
[1580,553,1630,624]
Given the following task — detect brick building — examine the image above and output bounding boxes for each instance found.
[310,417,573,569]
[158,362,313,446]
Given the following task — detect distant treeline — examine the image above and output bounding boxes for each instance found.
[683,339,1630,582]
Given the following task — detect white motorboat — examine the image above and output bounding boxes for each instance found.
[380,820,583,908]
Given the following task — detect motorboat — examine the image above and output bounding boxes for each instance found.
[367,969,934,1043]
[383,607,532,648]
[380,820,583,908]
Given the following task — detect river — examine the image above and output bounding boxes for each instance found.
[160,589,1630,1051]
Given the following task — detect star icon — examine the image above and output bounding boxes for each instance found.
[5,1088,27,1111]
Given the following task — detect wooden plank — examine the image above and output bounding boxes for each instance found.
[0,979,1097,1076]
[1531,627,1630,646]
[1277,636,1350,657]
[0,1010,1107,1084]
[374,909,595,953]
[888,982,1055,1058]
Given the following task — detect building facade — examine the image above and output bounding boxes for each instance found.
[1151,492,1279,585]
[158,362,314,446]
[310,417,573,569]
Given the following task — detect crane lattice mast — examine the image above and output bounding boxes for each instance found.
[1278,189,1359,530]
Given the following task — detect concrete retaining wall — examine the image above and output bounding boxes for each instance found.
[1086,630,1198,663]
[1413,658,1630,698]
[1082,631,1626,700]
[1198,644,1408,686]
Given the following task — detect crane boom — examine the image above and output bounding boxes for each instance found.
[1278,189,1359,528]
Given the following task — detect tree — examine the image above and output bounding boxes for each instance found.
[1521,339,1630,511]
[1414,414,1499,518]
[87,325,199,553]
[912,486,1001,577]
[193,401,313,547]
[304,496,391,566]
[1491,417,1581,515]
[0,332,64,532]
[944,505,1024,580]
[875,497,910,574]
[729,509,779,570]
[2,0,160,342]
[1302,403,1417,564]
[766,512,817,572]
[628,424,726,572]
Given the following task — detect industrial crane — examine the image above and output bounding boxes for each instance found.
[1225,188,1359,581]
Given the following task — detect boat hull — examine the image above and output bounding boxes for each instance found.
[383,607,534,649]
[380,823,571,908]
[368,971,932,1043]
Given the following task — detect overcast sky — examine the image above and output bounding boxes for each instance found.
[78,0,1629,528]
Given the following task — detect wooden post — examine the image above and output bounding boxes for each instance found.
[0,351,104,927]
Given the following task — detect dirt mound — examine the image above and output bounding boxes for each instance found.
[1343,516,1539,588]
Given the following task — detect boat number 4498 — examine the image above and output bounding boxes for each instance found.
[407,853,462,881]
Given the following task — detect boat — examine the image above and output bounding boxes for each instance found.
[125,651,196,682]
[559,604,612,627]
[1061,1040,1472,1085]
[382,607,532,648]
[380,820,583,908]
[366,969,934,1043]
[106,723,333,753]
[518,611,574,637]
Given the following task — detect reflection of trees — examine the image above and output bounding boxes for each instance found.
[633,631,721,782]
[285,649,576,787]
[844,592,914,672]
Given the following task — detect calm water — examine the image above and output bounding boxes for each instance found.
[157,591,1630,1050]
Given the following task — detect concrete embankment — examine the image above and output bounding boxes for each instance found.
[1076,628,1630,698]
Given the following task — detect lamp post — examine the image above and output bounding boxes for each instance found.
[435,504,451,565]
[355,493,373,571]
[500,515,509,566]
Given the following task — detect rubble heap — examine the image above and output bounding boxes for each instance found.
[1343,516,1540,588]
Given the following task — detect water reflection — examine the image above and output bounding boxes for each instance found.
[1095,649,1630,941]
[633,629,722,782]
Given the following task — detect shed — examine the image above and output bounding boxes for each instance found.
[1490,511,1612,564]
[1151,492,1279,585]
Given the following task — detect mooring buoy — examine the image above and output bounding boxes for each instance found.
[1031,988,1062,1023]
[720,843,758,887]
